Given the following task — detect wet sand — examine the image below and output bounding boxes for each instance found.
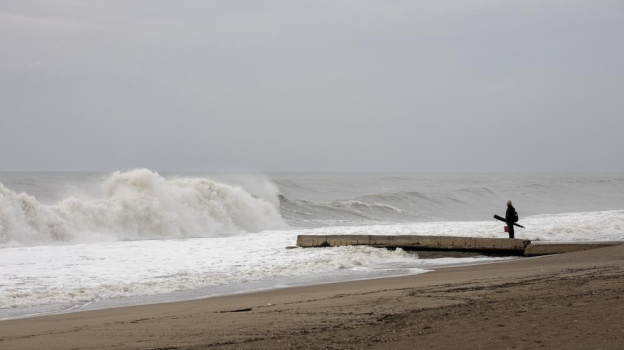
[2,245,623,350]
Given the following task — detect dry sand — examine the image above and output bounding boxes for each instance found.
[1,245,623,350]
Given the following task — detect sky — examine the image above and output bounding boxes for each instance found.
[1,0,623,173]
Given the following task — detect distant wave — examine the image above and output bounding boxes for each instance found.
[278,187,502,226]
[0,169,285,246]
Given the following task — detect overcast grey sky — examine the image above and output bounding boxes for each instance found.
[1,0,623,172]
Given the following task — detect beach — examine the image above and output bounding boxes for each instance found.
[3,1,624,348]
[2,244,622,350]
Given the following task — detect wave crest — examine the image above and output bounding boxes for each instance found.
[0,169,285,246]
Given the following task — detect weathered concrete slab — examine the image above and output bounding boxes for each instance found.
[297,235,530,254]
[297,235,624,257]
[296,235,371,247]
[369,235,529,252]
[524,242,623,256]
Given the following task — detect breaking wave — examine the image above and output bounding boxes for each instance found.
[0,169,285,246]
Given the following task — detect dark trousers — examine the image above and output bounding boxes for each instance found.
[508,223,515,239]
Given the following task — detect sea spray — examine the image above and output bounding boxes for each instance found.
[0,169,285,246]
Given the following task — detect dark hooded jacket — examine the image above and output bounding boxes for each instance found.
[505,204,517,224]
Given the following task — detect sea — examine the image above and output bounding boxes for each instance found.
[1,170,623,320]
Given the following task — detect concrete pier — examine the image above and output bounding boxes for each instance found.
[297,235,531,255]
[296,235,623,257]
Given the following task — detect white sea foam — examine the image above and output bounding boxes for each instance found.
[2,210,621,316]
[0,169,285,246]
[0,232,435,312]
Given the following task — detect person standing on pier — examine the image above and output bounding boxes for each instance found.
[505,200,518,239]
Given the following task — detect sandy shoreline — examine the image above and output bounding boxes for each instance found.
[2,245,623,350]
